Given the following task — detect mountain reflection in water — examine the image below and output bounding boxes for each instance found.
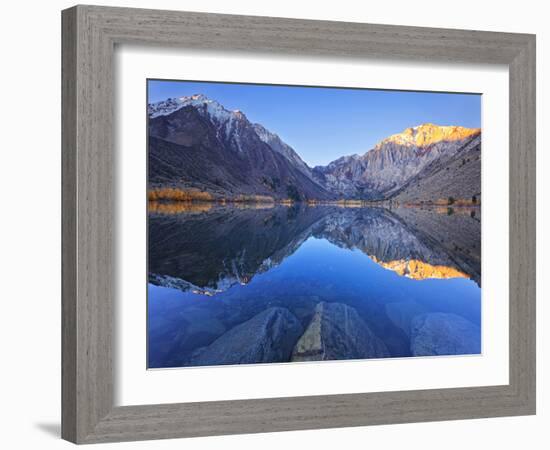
[148,204,481,368]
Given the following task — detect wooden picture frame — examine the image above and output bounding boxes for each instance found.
[62,5,536,444]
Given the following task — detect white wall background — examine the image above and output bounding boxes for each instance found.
[0,1,546,448]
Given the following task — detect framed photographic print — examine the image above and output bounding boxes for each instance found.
[62,5,536,444]
[146,80,483,369]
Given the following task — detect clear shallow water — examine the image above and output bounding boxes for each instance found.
[148,204,481,368]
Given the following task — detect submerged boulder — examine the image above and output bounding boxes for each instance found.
[190,307,303,366]
[291,302,390,362]
[385,300,427,338]
[410,313,481,356]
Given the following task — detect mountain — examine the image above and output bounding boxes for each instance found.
[313,124,481,200]
[252,122,314,180]
[148,95,481,204]
[148,94,331,201]
[390,133,481,204]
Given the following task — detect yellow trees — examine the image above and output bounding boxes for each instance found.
[147,188,213,201]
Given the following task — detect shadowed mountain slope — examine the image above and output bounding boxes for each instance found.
[148,96,331,201]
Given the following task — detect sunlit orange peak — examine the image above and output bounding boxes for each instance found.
[380,124,481,148]
[372,257,469,280]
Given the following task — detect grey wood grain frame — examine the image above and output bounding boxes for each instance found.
[61,4,536,444]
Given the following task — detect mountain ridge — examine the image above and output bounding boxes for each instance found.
[148,94,481,203]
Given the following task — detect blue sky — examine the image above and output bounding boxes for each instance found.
[148,79,481,167]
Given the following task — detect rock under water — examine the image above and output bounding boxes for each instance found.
[291,302,390,362]
[410,312,481,356]
[189,307,303,366]
[385,300,428,338]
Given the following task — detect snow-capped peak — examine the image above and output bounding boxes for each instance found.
[186,93,208,102]
[148,94,254,153]
[148,94,245,124]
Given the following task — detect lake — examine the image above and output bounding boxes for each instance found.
[147,203,481,368]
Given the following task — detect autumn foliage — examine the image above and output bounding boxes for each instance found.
[148,188,213,202]
[148,201,213,214]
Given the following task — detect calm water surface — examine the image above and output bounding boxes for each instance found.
[148,204,481,368]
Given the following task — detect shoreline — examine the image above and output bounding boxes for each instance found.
[148,198,481,209]
[147,187,481,209]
